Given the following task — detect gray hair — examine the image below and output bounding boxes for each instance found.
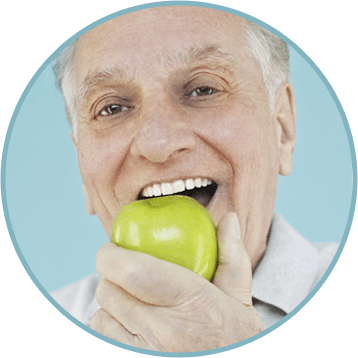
[244,20,290,108]
[52,18,289,139]
[53,39,79,135]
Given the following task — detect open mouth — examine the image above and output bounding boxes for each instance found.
[137,178,218,207]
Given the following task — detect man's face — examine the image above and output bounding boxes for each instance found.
[74,7,293,267]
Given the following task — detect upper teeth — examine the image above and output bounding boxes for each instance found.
[142,178,213,198]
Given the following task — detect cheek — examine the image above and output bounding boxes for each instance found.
[197,100,279,202]
[77,128,131,189]
[195,101,267,167]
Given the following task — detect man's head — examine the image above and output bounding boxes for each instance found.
[54,6,296,268]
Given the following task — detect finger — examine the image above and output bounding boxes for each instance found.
[90,308,145,349]
[96,242,205,306]
[212,212,253,305]
[95,278,149,333]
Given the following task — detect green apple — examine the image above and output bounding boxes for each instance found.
[111,195,218,281]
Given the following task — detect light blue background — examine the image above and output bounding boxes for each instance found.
[4,43,353,294]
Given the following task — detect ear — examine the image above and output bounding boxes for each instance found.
[82,184,96,216]
[274,82,296,176]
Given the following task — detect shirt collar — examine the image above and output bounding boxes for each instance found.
[252,214,319,314]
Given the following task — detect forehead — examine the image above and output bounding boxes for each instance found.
[75,7,247,81]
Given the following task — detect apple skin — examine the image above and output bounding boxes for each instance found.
[111,195,218,281]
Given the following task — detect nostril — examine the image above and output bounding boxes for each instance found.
[175,148,188,155]
[169,147,192,161]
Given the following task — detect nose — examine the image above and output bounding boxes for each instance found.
[130,109,197,163]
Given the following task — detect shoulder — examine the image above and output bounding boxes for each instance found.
[314,241,340,259]
[51,273,102,326]
[255,214,340,308]
[271,214,339,264]
[311,241,340,289]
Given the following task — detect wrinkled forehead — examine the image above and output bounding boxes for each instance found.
[74,7,248,82]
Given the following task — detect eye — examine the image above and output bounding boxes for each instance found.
[98,104,129,117]
[189,86,216,97]
[94,104,130,119]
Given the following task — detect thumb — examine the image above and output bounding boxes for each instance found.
[212,212,253,306]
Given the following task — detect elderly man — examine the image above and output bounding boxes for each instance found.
[51,6,338,352]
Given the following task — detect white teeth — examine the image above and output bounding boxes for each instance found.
[153,184,161,196]
[185,178,195,190]
[141,177,214,198]
[147,186,154,197]
[173,180,185,193]
[161,183,173,195]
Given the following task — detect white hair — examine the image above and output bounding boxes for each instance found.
[52,18,289,139]
[244,20,290,110]
[53,39,79,135]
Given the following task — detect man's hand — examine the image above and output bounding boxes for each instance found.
[90,212,263,352]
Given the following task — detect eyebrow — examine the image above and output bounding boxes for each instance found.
[77,45,236,104]
[77,66,126,104]
[162,44,236,69]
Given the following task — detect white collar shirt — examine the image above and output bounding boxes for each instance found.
[51,214,339,330]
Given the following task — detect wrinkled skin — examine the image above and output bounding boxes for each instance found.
[91,213,263,351]
[72,6,296,352]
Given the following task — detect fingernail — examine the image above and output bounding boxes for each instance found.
[231,213,241,240]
